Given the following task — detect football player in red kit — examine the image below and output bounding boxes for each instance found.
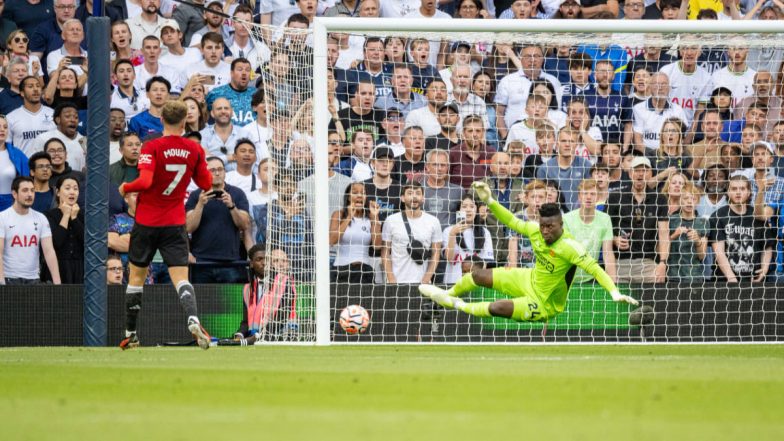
[118,100,214,350]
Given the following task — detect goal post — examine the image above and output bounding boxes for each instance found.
[305,18,784,345]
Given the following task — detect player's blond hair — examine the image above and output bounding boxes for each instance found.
[161,100,188,126]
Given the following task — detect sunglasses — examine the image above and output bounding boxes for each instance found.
[13,36,29,44]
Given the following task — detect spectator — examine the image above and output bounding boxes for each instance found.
[44,137,83,188]
[181,96,207,133]
[7,76,55,156]
[662,171,690,215]
[405,78,449,137]
[421,148,464,228]
[649,117,694,185]
[448,63,489,128]
[200,97,244,170]
[109,131,142,186]
[108,190,137,268]
[364,145,401,221]
[425,103,461,152]
[0,176,60,285]
[375,63,427,117]
[286,140,314,183]
[111,108,129,154]
[30,0,77,68]
[735,142,784,222]
[28,151,54,213]
[601,142,629,192]
[134,35,184,94]
[45,19,87,78]
[329,182,382,283]
[711,37,756,107]
[111,59,150,122]
[2,0,53,36]
[521,121,556,181]
[247,158,279,243]
[239,89,273,158]
[442,194,494,284]
[667,183,708,281]
[206,58,256,127]
[722,101,768,145]
[508,179,547,268]
[0,58,27,115]
[128,76,170,138]
[607,156,670,283]
[266,173,311,277]
[689,108,725,173]
[5,30,43,80]
[692,86,733,145]
[624,39,674,96]
[381,181,442,284]
[659,41,712,127]
[561,52,596,113]
[721,143,744,176]
[225,138,260,199]
[187,1,231,48]
[564,97,603,163]
[394,126,427,184]
[589,162,611,209]
[632,72,688,153]
[325,0,362,16]
[563,178,617,284]
[110,21,143,67]
[301,134,352,215]
[331,79,383,142]
[43,67,86,110]
[32,102,85,172]
[472,70,499,148]
[159,19,203,71]
[225,6,269,73]
[697,164,729,218]
[126,0,167,51]
[408,37,441,94]
[628,65,652,106]
[0,115,30,211]
[711,175,775,283]
[107,254,124,285]
[186,157,252,283]
[537,128,591,211]
[337,129,375,182]
[505,94,550,153]
[587,59,633,146]
[450,115,495,189]
[43,175,82,283]
[185,32,231,93]
[555,0,584,18]
[377,109,405,155]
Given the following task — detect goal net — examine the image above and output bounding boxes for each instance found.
[244,18,784,343]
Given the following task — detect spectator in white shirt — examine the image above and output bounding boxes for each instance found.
[126,0,167,51]
[134,35,185,94]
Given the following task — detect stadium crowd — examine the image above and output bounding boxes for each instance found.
[0,0,782,288]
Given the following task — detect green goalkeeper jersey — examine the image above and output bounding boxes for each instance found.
[488,200,620,313]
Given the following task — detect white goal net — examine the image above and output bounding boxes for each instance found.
[243,19,784,343]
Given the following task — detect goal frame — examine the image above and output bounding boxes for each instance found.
[311,18,784,346]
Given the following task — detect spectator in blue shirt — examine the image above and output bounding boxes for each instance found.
[128,76,170,139]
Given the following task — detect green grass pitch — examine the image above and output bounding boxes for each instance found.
[1,345,783,441]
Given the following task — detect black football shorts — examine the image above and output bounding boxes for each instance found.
[128,223,189,268]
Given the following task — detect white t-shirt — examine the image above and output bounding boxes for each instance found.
[495,71,533,129]
[0,208,52,280]
[404,106,441,137]
[441,224,493,284]
[225,170,260,201]
[46,47,87,76]
[259,0,301,26]
[380,0,422,18]
[404,9,451,67]
[659,62,713,124]
[159,47,204,72]
[33,129,85,173]
[632,99,688,151]
[505,120,539,155]
[6,105,56,157]
[110,86,150,122]
[711,66,757,109]
[134,63,186,94]
[381,210,442,283]
[184,60,232,93]
[238,122,273,161]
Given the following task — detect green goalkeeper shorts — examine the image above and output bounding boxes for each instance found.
[491,267,557,322]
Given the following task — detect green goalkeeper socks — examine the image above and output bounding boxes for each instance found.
[457,301,492,318]
[448,273,479,297]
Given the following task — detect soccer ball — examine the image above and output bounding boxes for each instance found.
[339,305,370,334]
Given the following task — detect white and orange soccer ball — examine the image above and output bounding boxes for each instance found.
[339,305,370,334]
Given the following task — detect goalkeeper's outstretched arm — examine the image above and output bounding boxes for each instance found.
[574,253,639,306]
[472,182,531,236]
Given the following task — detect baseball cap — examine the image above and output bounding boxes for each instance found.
[558,0,581,5]
[751,141,775,154]
[206,0,224,9]
[161,19,180,32]
[384,109,403,120]
[630,156,652,169]
[450,41,472,53]
[712,86,732,97]
[438,102,460,114]
[373,145,396,160]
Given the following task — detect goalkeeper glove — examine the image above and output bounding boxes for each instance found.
[610,290,639,306]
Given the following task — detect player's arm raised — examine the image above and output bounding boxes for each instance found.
[471,181,531,236]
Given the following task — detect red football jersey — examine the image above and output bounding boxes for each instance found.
[135,136,211,226]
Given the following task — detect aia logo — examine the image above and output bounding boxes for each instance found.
[138,154,153,165]
[10,235,38,247]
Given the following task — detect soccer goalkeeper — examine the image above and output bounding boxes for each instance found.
[419,181,638,322]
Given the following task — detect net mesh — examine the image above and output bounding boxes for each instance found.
[241,21,784,343]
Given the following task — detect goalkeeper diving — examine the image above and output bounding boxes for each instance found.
[419,181,638,322]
